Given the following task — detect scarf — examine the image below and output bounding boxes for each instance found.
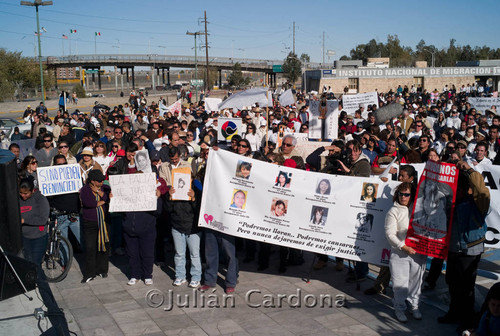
[95,192,109,252]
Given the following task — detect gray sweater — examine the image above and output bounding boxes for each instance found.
[20,190,50,239]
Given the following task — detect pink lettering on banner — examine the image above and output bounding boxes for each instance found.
[204,214,213,225]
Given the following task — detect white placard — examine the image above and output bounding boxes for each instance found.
[308,100,338,140]
[37,164,82,196]
[468,97,500,113]
[109,173,157,212]
[172,172,191,201]
[342,92,379,115]
[205,97,223,112]
[218,117,243,143]
[135,149,151,173]
[199,149,399,266]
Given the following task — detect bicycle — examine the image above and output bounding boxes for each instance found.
[41,209,73,282]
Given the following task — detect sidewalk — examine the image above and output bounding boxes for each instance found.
[2,246,485,336]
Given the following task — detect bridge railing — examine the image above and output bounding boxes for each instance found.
[45,54,324,70]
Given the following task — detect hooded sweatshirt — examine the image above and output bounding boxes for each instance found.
[20,190,50,239]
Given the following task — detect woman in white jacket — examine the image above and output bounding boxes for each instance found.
[385,182,426,323]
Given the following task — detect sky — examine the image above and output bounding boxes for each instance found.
[1,0,499,64]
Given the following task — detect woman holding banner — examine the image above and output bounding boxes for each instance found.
[385,182,426,323]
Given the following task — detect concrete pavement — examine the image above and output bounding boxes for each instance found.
[3,245,497,336]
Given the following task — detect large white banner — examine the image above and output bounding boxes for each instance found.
[199,149,398,266]
[469,165,500,248]
[109,173,157,212]
[37,164,82,196]
[468,97,500,113]
[342,92,379,115]
[308,100,339,140]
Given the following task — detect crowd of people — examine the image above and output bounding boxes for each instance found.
[7,84,500,335]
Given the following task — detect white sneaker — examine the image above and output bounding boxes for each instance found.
[127,278,137,286]
[173,278,187,286]
[144,279,153,286]
[411,309,422,320]
[395,310,408,323]
[188,280,200,288]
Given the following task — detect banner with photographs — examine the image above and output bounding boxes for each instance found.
[470,164,500,249]
[406,161,458,258]
[308,100,339,140]
[342,92,379,116]
[199,149,399,266]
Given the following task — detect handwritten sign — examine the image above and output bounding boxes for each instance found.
[109,173,157,212]
[37,164,82,196]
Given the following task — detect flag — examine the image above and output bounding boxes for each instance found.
[70,29,77,33]
[62,34,68,39]
[95,32,101,36]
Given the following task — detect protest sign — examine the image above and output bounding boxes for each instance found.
[199,149,398,266]
[218,117,243,142]
[342,92,379,115]
[167,99,182,114]
[470,164,500,248]
[205,97,222,112]
[37,164,82,196]
[135,149,151,173]
[468,97,500,113]
[308,100,338,140]
[279,89,295,106]
[171,167,191,201]
[406,161,458,258]
[109,173,157,212]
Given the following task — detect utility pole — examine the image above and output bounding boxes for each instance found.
[187,31,203,102]
[322,32,325,64]
[21,0,53,104]
[203,11,209,92]
[293,21,295,54]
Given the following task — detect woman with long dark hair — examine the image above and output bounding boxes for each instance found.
[20,155,39,190]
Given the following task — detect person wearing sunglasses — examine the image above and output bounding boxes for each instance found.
[56,140,77,165]
[20,155,40,190]
[35,133,58,167]
[93,140,111,173]
[276,134,299,159]
[385,182,423,323]
[243,122,261,152]
[236,139,253,157]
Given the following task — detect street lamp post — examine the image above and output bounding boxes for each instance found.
[186,31,203,103]
[21,0,53,104]
[424,48,436,67]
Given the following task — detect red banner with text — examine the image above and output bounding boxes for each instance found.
[406,161,458,259]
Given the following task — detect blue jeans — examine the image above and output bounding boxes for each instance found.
[57,214,83,253]
[171,228,201,282]
[204,229,238,288]
[23,235,48,267]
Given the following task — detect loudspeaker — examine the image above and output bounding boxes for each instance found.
[0,149,22,255]
[0,252,37,301]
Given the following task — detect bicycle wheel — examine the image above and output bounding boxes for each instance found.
[42,235,73,282]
